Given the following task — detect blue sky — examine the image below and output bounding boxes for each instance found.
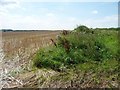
[0,0,118,30]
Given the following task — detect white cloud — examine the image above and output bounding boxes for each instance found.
[0,0,20,7]
[0,12,77,30]
[0,0,22,15]
[92,10,98,14]
[82,15,118,28]
[0,7,8,15]
[46,13,55,17]
[0,12,60,29]
[0,14,118,30]
[68,17,77,22]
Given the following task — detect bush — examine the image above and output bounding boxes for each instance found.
[33,25,118,71]
[93,41,111,61]
[73,25,92,33]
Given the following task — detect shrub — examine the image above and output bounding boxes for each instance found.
[93,41,111,61]
[33,25,118,71]
[74,25,91,33]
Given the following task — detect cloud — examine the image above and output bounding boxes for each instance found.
[0,0,21,13]
[0,0,25,22]
[0,12,60,29]
[68,17,77,22]
[46,13,55,17]
[92,10,98,14]
[0,0,20,6]
[0,0,17,6]
[0,12,78,30]
[82,15,118,28]
[0,14,118,30]
[0,6,8,15]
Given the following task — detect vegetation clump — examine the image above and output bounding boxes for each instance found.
[33,25,119,72]
[32,25,119,88]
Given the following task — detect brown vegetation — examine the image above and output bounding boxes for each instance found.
[2,31,60,77]
[62,30,70,35]
[2,31,60,57]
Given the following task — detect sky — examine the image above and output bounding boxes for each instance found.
[0,0,119,30]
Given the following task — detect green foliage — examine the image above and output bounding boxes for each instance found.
[74,25,89,32]
[73,25,94,34]
[33,25,119,72]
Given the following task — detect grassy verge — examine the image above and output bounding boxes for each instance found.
[32,25,119,88]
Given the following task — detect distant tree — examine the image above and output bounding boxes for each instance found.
[73,25,92,33]
[74,25,89,31]
[1,29,13,32]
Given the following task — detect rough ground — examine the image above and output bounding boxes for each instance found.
[1,31,60,89]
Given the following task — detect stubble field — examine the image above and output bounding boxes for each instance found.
[1,31,60,88]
